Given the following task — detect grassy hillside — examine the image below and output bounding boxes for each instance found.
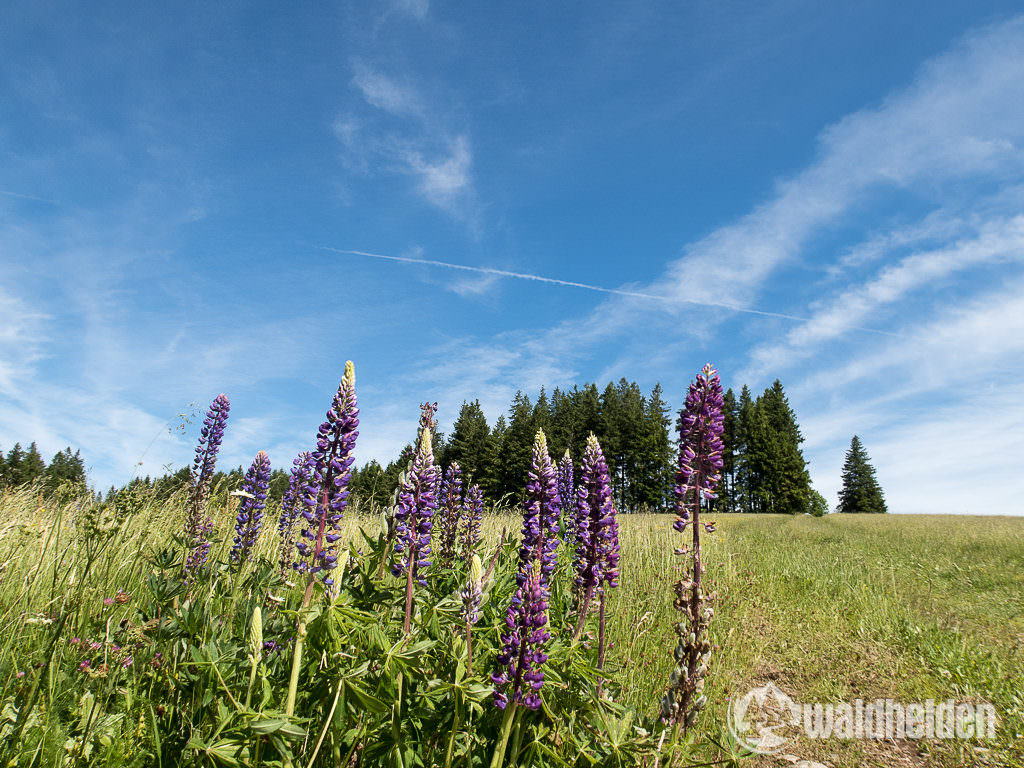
[0,487,1020,766]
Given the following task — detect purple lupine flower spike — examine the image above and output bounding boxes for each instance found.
[183,394,230,582]
[229,451,272,564]
[662,363,724,730]
[278,451,313,575]
[557,450,575,542]
[394,403,440,633]
[572,433,619,640]
[461,483,483,555]
[492,430,559,711]
[190,394,230,496]
[435,462,465,561]
[294,361,359,590]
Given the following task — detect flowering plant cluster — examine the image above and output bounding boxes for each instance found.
[662,363,724,731]
[14,362,731,768]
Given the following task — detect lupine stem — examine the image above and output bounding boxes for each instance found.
[403,556,415,634]
[573,584,594,640]
[489,703,519,768]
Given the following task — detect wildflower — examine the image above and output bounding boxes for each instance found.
[460,553,484,626]
[183,394,230,582]
[392,403,439,633]
[492,430,559,711]
[572,434,620,664]
[103,597,114,606]
[461,483,483,554]
[278,451,313,574]
[230,450,273,563]
[557,450,576,541]
[434,463,465,561]
[662,363,724,731]
[294,362,359,589]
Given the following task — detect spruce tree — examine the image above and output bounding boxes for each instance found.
[837,436,887,514]
[446,400,491,483]
[718,388,739,513]
[498,393,534,500]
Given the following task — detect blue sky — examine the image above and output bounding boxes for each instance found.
[2,1,1023,514]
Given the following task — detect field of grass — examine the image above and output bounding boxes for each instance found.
[0,486,1021,767]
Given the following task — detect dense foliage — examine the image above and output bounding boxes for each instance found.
[0,443,86,494]
[0,364,740,767]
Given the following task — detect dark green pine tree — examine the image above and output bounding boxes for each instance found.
[547,387,576,460]
[717,388,740,513]
[482,415,507,499]
[531,388,552,446]
[497,392,534,501]
[837,436,887,514]
[16,442,47,486]
[757,381,812,515]
[631,383,673,511]
[735,387,758,513]
[43,447,87,492]
[446,400,491,484]
[616,379,647,513]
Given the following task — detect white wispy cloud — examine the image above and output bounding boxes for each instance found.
[745,214,1024,377]
[336,63,478,221]
[351,65,424,117]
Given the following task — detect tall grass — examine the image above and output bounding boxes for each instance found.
[1,485,1020,767]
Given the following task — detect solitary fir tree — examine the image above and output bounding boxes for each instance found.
[837,436,887,514]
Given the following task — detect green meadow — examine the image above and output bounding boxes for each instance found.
[1,487,1021,767]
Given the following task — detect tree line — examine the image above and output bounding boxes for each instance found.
[0,442,88,494]
[9,378,887,516]
[350,378,833,515]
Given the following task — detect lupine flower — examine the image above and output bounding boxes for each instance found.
[183,394,229,582]
[492,430,559,711]
[394,403,440,633]
[572,433,620,646]
[434,463,465,561]
[557,450,576,541]
[460,553,484,675]
[461,483,483,554]
[190,394,230,501]
[294,361,359,588]
[183,514,214,582]
[278,451,313,575]
[391,405,439,587]
[460,553,483,626]
[230,451,272,564]
[662,363,724,730]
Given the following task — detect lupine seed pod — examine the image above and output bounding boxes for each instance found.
[278,452,313,576]
[557,450,576,543]
[572,433,620,641]
[434,462,465,562]
[460,553,483,625]
[663,363,724,730]
[294,361,359,588]
[248,605,264,664]
[461,483,483,555]
[492,430,560,711]
[183,394,230,583]
[230,451,272,564]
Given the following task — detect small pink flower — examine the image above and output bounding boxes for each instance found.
[103,597,114,606]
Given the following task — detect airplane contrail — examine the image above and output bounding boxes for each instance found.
[318,245,901,337]
[0,189,59,204]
